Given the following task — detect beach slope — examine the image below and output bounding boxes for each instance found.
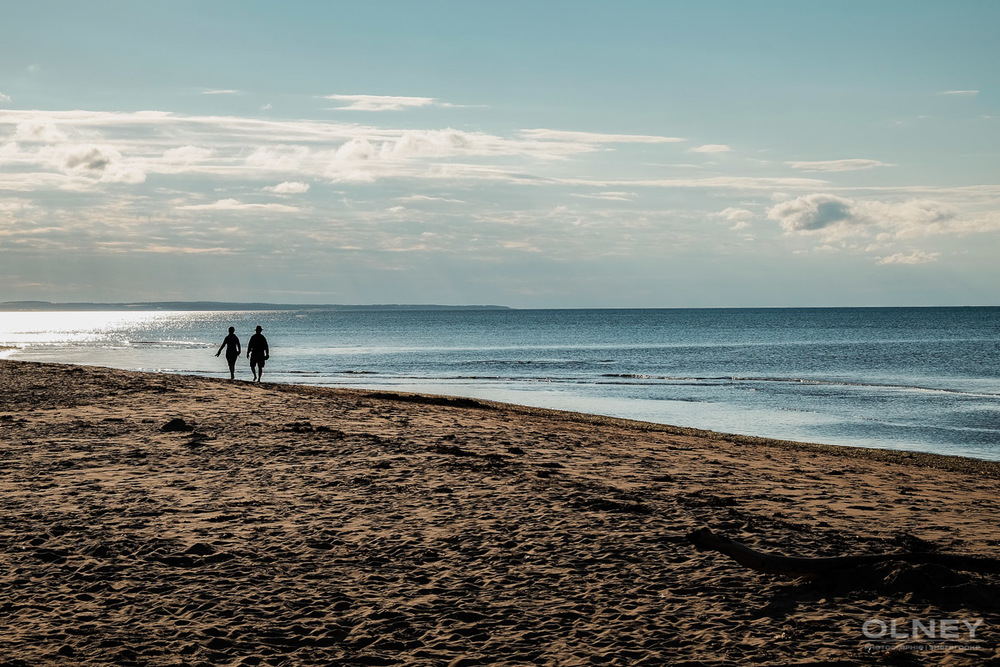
[1,360,998,665]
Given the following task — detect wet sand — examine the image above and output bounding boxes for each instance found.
[1,359,998,666]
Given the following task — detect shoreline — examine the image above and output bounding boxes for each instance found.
[2,359,998,664]
[4,306,997,464]
[21,355,1000,472]
[11,355,1000,470]
[352,388,1000,478]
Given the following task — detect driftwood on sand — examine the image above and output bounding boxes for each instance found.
[687,527,1000,579]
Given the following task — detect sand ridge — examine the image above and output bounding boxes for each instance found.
[1,360,998,666]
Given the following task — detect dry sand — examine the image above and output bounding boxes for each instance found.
[1,359,998,666]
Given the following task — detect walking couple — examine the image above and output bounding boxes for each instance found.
[216,325,270,382]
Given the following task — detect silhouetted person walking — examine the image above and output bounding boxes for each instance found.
[215,326,241,380]
[247,325,270,382]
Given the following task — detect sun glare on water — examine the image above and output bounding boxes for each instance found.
[0,312,194,347]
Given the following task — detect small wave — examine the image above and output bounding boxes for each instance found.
[341,370,379,375]
[462,359,593,367]
[601,373,1000,398]
[129,340,213,348]
[601,373,717,382]
[367,374,580,385]
[596,380,713,388]
[734,376,1000,398]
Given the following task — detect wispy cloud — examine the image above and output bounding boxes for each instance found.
[690,144,731,153]
[397,194,465,204]
[0,92,10,104]
[14,120,68,143]
[519,129,683,144]
[787,159,894,172]
[262,181,310,194]
[937,90,978,97]
[162,145,214,163]
[139,244,236,254]
[711,207,755,230]
[324,94,438,111]
[176,199,299,212]
[562,176,827,190]
[202,89,241,95]
[2,105,997,277]
[877,250,940,265]
[713,207,754,222]
[0,109,861,200]
[571,191,637,201]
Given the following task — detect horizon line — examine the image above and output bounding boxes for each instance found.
[1,301,997,312]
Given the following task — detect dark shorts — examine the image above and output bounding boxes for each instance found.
[250,356,266,367]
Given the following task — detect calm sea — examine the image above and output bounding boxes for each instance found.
[2,307,998,461]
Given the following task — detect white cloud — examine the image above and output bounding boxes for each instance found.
[177,198,299,212]
[397,195,465,203]
[767,193,966,242]
[0,92,10,104]
[0,172,68,191]
[711,207,755,230]
[572,191,637,201]
[65,146,113,171]
[937,90,978,97]
[877,250,941,265]
[244,145,314,172]
[324,94,437,111]
[520,129,683,144]
[787,159,894,172]
[140,244,235,254]
[263,181,310,194]
[59,144,146,183]
[14,121,67,143]
[203,89,240,95]
[0,109,706,189]
[3,108,993,254]
[379,129,498,158]
[713,207,754,222]
[769,194,857,233]
[501,240,542,253]
[163,145,214,163]
[564,176,827,190]
[690,144,731,153]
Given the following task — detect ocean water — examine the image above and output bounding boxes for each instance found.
[2,307,999,461]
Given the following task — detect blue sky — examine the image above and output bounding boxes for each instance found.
[1,1,997,307]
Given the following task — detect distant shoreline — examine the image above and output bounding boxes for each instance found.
[0,301,513,312]
[1,301,996,312]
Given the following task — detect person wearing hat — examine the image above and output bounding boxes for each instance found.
[247,325,270,382]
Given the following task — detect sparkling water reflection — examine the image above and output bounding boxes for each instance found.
[2,307,998,460]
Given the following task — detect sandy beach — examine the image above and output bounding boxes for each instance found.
[1,359,998,666]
